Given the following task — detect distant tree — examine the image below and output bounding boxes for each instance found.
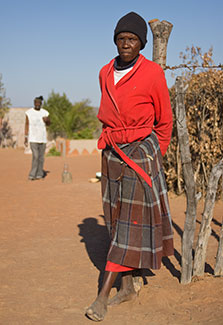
[0,120,15,148]
[43,91,73,138]
[64,100,99,139]
[0,74,11,120]
[0,75,12,147]
[44,91,99,139]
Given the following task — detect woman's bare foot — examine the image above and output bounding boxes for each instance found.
[108,271,137,306]
[86,297,107,322]
[85,271,119,321]
[108,287,137,306]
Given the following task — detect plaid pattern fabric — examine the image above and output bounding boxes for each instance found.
[101,132,174,270]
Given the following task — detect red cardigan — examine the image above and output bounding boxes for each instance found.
[97,54,172,186]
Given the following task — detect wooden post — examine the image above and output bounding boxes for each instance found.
[62,163,72,183]
[177,143,183,194]
[175,76,197,284]
[215,221,223,276]
[148,19,173,69]
[193,159,223,277]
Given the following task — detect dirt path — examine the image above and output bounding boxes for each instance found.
[0,149,223,325]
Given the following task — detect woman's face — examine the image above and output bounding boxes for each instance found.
[116,32,141,64]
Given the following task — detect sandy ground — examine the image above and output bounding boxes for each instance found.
[0,148,223,325]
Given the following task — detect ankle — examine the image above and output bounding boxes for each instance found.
[120,286,136,293]
[97,294,109,304]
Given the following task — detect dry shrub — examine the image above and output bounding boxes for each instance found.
[164,46,223,199]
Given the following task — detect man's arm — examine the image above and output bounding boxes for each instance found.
[24,115,29,146]
[42,116,51,126]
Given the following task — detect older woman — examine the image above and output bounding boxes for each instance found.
[86,12,174,321]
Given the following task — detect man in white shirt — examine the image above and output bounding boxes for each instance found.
[24,96,50,180]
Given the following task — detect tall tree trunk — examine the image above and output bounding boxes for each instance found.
[193,159,223,277]
[148,19,173,69]
[215,220,223,276]
[175,76,197,284]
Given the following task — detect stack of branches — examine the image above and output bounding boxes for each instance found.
[163,46,223,199]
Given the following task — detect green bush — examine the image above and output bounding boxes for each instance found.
[72,127,94,139]
[47,146,61,156]
[43,92,99,139]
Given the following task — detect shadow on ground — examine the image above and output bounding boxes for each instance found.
[78,215,215,290]
[78,216,112,292]
[77,216,157,292]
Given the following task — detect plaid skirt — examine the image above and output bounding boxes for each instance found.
[101,132,174,270]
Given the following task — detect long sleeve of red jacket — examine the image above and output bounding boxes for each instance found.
[152,70,173,156]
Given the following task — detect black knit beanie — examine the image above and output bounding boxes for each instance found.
[114,12,147,50]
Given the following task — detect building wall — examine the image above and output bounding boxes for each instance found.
[4,108,100,155]
[56,138,100,156]
[4,107,29,147]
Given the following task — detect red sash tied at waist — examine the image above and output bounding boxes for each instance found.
[98,126,153,187]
